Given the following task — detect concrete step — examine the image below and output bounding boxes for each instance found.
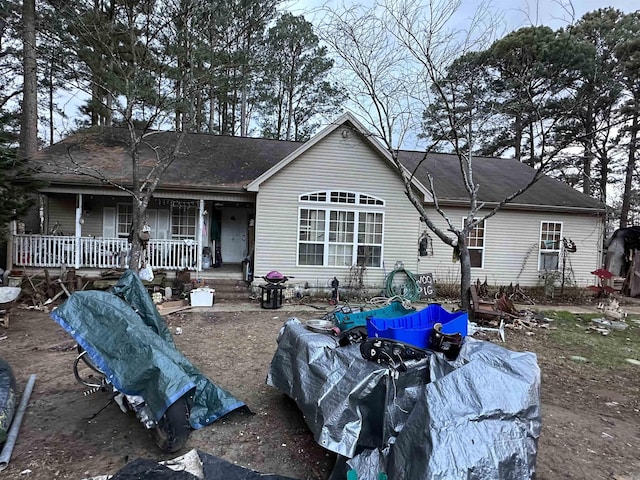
[214,291,252,301]
[205,279,250,301]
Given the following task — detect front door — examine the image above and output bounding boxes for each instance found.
[220,208,248,263]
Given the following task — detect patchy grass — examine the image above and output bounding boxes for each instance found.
[541,311,640,369]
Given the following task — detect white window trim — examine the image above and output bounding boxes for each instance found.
[297,191,385,268]
[463,218,486,269]
[538,221,563,271]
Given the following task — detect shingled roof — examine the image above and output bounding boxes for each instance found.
[33,126,604,211]
[33,127,301,191]
[398,150,604,211]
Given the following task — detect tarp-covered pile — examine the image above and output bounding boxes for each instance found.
[51,269,245,428]
[100,449,297,480]
[268,318,541,480]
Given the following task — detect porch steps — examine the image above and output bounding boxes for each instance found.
[205,279,251,302]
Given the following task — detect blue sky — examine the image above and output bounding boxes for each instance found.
[285,0,638,31]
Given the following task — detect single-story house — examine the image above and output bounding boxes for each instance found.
[8,112,605,294]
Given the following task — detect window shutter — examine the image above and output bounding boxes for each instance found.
[103,207,116,238]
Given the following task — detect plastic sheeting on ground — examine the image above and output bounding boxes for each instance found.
[268,318,541,480]
[51,270,245,429]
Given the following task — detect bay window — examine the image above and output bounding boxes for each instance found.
[298,191,384,267]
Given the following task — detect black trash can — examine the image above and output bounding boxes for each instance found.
[260,284,285,309]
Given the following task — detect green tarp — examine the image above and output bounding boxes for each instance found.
[50,270,245,428]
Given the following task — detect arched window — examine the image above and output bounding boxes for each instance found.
[297,191,384,267]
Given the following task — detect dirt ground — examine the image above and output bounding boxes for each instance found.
[1,300,639,480]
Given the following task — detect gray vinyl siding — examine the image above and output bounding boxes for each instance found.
[253,127,421,292]
[416,207,605,288]
[46,194,76,235]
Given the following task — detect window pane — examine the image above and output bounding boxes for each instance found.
[117,204,132,237]
[299,209,325,242]
[359,194,384,206]
[330,191,356,203]
[171,207,196,239]
[540,252,559,270]
[469,249,483,268]
[329,211,354,243]
[357,212,383,267]
[299,243,324,265]
[357,245,381,267]
[328,244,352,266]
[540,222,561,250]
[358,212,383,244]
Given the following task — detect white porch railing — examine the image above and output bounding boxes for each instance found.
[12,235,199,271]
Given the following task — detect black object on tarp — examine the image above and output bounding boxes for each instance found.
[107,450,299,480]
[111,458,198,480]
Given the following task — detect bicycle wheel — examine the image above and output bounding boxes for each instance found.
[73,348,105,388]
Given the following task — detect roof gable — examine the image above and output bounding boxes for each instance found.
[246,112,432,201]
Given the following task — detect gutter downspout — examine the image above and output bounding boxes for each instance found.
[6,220,16,279]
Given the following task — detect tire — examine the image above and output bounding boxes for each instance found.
[152,395,191,453]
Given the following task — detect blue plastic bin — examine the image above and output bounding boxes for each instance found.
[334,302,415,331]
[367,304,468,349]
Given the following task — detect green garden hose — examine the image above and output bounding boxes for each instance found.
[384,267,421,302]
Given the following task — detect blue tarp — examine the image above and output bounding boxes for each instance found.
[51,270,245,429]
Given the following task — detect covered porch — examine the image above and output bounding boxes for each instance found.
[7,190,256,280]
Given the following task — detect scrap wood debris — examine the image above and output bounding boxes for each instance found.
[12,268,89,310]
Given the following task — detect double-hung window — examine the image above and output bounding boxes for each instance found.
[171,206,197,240]
[539,221,562,270]
[298,191,384,267]
[117,204,132,238]
[464,218,485,268]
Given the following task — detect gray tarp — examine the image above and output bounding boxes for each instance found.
[268,318,541,480]
[51,270,245,429]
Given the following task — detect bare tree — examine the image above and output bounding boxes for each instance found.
[320,0,574,309]
[43,0,202,272]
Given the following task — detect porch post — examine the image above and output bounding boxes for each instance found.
[196,199,204,272]
[74,194,83,268]
[5,220,16,277]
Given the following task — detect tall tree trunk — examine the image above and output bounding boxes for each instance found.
[19,0,38,160]
[528,121,535,168]
[208,90,216,133]
[583,106,594,196]
[620,109,638,228]
[514,113,522,162]
[599,152,609,204]
[458,235,472,310]
[48,60,54,146]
